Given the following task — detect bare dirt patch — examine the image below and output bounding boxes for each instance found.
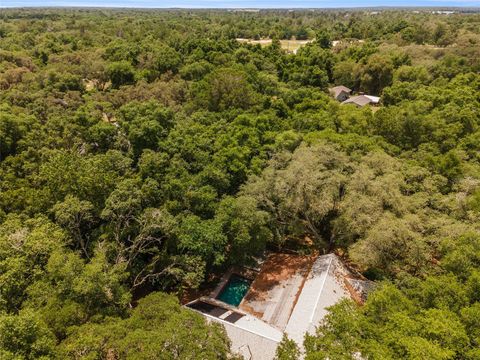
[240,253,316,329]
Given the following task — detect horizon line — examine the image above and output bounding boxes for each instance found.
[2,5,480,9]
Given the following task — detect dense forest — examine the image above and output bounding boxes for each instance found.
[1,8,480,360]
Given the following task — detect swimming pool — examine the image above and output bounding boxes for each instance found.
[216,274,251,307]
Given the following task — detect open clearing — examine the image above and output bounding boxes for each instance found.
[236,38,313,53]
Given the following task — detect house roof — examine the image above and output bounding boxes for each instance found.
[329,85,352,98]
[186,298,282,360]
[186,253,371,359]
[342,94,380,106]
[364,95,380,103]
[284,254,351,345]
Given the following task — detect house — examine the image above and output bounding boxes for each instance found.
[342,94,380,107]
[330,86,381,108]
[329,85,352,102]
[185,253,373,359]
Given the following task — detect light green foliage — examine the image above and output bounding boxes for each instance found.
[105,40,140,64]
[101,178,159,240]
[29,150,133,212]
[244,142,464,275]
[176,214,227,267]
[333,60,362,89]
[360,54,394,95]
[243,143,353,247]
[282,43,333,88]
[393,65,432,85]
[349,213,430,275]
[304,280,476,359]
[180,59,214,80]
[150,44,182,74]
[52,195,95,256]
[441,233,480,280]
[0,310,56,360]
[58,292,233,360]
[0,215,66,312]
[215,195,272,263]
[25,248,130,336]
[0,105,35,160]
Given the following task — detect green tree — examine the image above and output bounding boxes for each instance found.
[52,195,95,257]
[0,310,56,360]
[152,44,182,74]
[106,61,136,88]
[215,195,272,264]
[0,215,66,312]
[276,334,300,360]
[333,60,362,90]
[25,247,130,339]
[59,292,234,360]
[193,67,256,111]
[0,106,35,160]
[361,54,394,95]
[315,29,332,49]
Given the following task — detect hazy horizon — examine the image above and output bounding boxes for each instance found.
[2,0,480,9]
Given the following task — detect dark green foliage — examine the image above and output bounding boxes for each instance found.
[118,100,174,157]
[107,61,136,88]
[192,67,257,111]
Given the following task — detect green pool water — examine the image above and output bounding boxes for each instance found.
[217,275,251,307]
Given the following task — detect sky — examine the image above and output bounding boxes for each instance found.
[1,0,479,8]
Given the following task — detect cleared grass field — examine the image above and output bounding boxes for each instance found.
[236,38,313,53]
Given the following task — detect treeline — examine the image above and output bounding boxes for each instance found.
[0,8,479,359]
[2,8,479,43]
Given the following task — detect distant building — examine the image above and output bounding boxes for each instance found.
[432,10,456,15]
[342,94,380,107]
[329,85,352,102]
